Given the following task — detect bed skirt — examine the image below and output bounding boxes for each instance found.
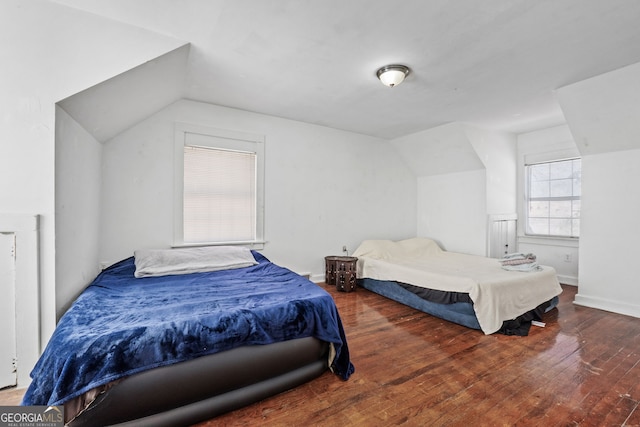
[67,336,329,426]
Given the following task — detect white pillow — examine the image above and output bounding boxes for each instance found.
[134,246,258,278]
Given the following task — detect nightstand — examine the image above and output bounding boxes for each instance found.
[324,256,358,292]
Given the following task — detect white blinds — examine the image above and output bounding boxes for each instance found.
[183,146,257,243]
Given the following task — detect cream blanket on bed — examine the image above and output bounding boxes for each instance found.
[353,238,562,334]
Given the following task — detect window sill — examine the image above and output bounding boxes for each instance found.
[518,235,578,248]
[172,240,266,250]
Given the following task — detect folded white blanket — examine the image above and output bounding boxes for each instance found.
[134,246,258,278]
[501,252,537,265]
[501,262,542,272]
[501,252,536,261]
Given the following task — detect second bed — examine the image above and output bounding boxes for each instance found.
[353,238,562,335]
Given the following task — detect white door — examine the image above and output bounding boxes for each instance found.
[489,219,517,258]
[0,232,17,388]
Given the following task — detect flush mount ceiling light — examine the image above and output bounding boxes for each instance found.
[376,64,410,87]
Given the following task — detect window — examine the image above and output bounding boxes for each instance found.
[174,124,264,246]
[525,158,581,238]
[183,146,256,243]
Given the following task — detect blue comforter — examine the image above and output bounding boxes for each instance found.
[23,252,354,406]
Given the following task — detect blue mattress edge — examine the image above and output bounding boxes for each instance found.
[359,278,482,330]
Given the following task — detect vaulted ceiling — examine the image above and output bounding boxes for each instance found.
[53,0,640,139]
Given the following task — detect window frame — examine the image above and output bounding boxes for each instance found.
[524,157,581,239]
[173,123,265,248]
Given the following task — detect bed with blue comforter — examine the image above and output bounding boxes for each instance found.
[23,249,353,426]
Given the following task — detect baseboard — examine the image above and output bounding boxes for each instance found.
[574,293,640,319]
[557,274,578,286]
[310,273,325,283]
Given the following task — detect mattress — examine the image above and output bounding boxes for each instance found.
[353,238,563,334]
[23,250,354,416]
[359,278,558,335]
[66,336,329,426]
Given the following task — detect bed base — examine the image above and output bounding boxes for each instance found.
[68,336,329,427]
[359,278,558,334]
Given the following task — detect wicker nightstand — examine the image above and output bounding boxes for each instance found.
[324,256,358,292]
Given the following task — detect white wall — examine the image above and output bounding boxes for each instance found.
[417,170,487,255]
[0,0,186,353]
[99,99,417,280]
[558,61,640,316]
[516,125,580,285]
[575,149,640,316]
[392,123,516,256]
[465,127,517,216]
[55,107,103,315]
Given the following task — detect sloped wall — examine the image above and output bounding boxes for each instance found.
[392,122,516,255]
[54,44,189,317]
[391,123,485,177]
[558,62,640,156]
[58,45,189,142]
[0,0,186,350]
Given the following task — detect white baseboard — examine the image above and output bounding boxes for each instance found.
[557,274,578,286]
[310,273,325,283]
[574,293,640,319]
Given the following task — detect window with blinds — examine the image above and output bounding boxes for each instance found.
[525,158,581,238]
[173,124,265,246]
[183,146,256,243]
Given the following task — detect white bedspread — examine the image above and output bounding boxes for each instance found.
[353,238,562,334]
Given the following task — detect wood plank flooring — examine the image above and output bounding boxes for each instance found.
[3,284,640,426]
[200,284,640,427]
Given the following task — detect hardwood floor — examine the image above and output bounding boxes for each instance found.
[199,284,640,427]
[0,385,23,406]
[3,284,640,426]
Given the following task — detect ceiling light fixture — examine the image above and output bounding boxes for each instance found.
[376,64,410,87]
